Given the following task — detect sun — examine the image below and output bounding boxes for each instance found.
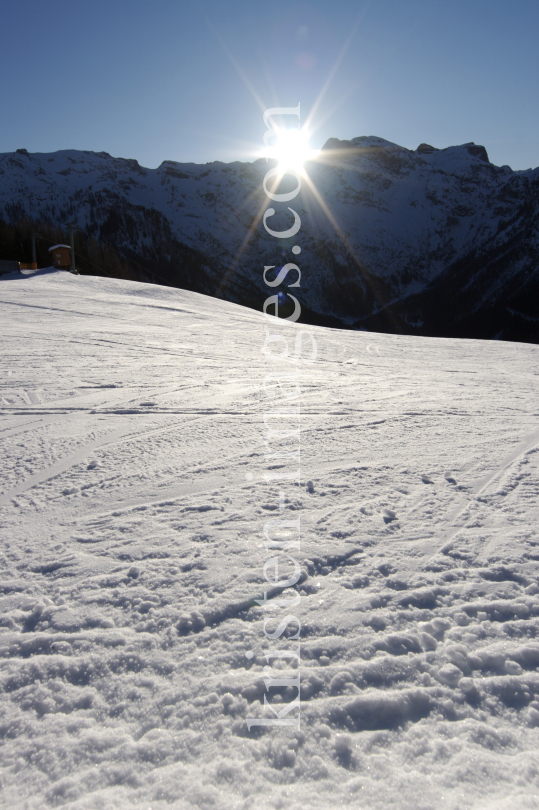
[266,128,318,172]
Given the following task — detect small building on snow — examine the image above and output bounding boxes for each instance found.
[48,244,71,269]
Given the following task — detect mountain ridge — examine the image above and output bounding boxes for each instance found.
[1,137,538,342]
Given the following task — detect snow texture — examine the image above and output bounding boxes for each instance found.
[0,268,538,809]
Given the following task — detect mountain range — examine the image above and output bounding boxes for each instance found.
[1,136,538,342]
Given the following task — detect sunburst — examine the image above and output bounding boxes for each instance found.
[264,127,319,173]
[209,10,370,296]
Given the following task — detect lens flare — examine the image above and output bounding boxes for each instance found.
[266,128,318,171]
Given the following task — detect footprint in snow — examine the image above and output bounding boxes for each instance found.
[62,487,79,496]
[382,508,397,523]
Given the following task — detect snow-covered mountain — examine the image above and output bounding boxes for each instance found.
[1,268,538,808]
[1,137,538,341]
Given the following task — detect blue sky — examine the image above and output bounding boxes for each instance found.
[1,0,538,170]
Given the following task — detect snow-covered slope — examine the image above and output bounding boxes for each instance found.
[1,139,538,340]
[1,269,538,809]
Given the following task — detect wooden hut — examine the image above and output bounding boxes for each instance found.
[48,244,71,269]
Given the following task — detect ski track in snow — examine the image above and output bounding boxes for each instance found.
[0,270,538,810]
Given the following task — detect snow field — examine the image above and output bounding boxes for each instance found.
[0,269,538,809]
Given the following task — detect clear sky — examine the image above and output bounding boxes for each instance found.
[1,0,538,170]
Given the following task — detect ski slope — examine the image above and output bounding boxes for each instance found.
[0,268,538,809]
